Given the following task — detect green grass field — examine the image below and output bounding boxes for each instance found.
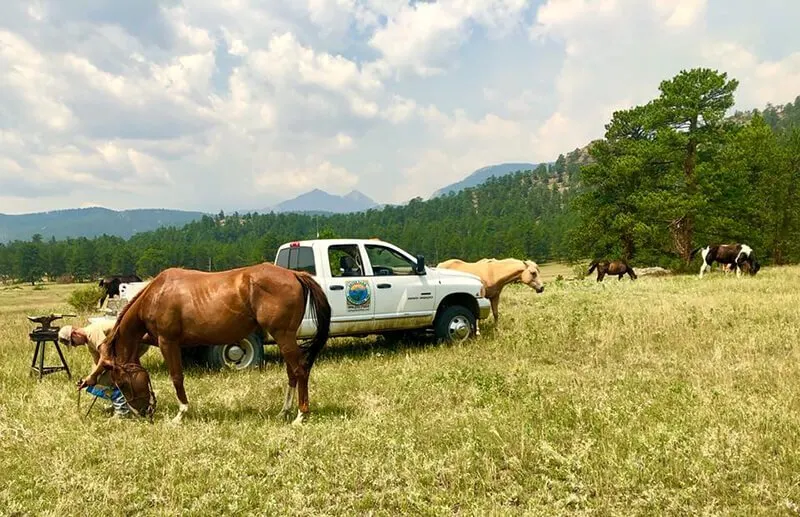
[1,268,799,516]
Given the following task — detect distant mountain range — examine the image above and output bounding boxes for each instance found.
[2,168,537,242]
[431,162,539,198]
[0,207,207,243]
[254,189,381,214]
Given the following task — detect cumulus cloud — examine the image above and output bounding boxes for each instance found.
[0,0,798,213]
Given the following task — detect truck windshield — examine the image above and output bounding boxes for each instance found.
[276,246,316,275]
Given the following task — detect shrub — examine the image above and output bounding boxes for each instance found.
[67,285,105,313]
[572,262,589,280]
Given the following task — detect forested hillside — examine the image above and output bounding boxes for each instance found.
[0,69,798,283]
[0,160,575,282]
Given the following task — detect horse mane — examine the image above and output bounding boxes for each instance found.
[103,280,156,359]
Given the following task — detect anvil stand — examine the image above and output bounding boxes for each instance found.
[27,314,75,381]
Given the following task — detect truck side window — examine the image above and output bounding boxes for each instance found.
[365,245,416,276]
[328,245,363,277]
[276,247,316,275]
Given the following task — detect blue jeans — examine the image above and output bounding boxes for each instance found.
[85,385,130,416]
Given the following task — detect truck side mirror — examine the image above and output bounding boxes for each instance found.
[415,255,426,275]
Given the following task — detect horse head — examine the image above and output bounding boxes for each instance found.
[95,332,156,420]
[111,362,156,420]
[520,260,545,293]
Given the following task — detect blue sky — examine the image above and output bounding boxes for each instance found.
[1,0,799,214]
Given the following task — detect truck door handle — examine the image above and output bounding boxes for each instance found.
[329,285,344,291]
[377,283,391,289]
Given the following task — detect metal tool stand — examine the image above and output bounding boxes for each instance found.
[27,314,74,380]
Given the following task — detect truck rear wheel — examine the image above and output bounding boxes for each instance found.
[434,305,476,344]
[204,332,265,370]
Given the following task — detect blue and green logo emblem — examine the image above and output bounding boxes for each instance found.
[345,280,371,310]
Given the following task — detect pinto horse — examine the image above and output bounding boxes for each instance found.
[436,258,544,321]
[587,260,637,282]
[78,264,331,425]
[690,244,761,278]
[98,274,143,308]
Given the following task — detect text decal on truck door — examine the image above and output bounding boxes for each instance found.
[345,280,371,311]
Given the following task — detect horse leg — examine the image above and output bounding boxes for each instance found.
[277,362,298,422]
[618,274,623,281]
[699,261,708,278]
[490,296,499,321]
[159,339,189,424]
[272,329,308,425]
[597,271,605,282]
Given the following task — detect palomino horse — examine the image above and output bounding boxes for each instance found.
[690,244,761,278]
[436,258,544,321]
[587,260,637,282]
[78,264,331,425]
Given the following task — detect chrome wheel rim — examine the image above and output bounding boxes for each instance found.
[222,339,255,370]
[447,315,471,342]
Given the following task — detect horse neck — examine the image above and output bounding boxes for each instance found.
[113,304,147,366]
[492,261,525,287]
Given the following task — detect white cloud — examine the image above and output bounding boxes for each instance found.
[254,159,359,194]
[528,0,800,156]
[370,0,531,76]
[1,0,798,215]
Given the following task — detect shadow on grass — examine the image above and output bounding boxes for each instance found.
[149,401,356,424]
[135,323,500,377]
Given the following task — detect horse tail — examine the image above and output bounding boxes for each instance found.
[294,272,331,369]
[587,261,598,274]
[689,246,704,260]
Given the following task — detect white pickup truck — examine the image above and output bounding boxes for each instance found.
[93,238,491,370]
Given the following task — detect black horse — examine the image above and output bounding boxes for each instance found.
[587,260,637,282]
[98,274,143,307]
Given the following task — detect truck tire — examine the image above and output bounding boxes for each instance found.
[204,332,265,370]
[434,305,476,344]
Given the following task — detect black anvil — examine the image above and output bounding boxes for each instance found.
[26,313,77,330]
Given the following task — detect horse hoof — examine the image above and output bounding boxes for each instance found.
[292,412,307,426]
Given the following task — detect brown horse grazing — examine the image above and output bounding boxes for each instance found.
[436,258,544,321]
[587,260,637,282]
[78,263,331,425]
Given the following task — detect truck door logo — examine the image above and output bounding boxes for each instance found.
[345,280,371,311]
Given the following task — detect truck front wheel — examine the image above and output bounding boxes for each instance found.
[434,305,476,344]
[204,332,265,370]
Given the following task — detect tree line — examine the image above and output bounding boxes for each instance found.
[1,68,798,284]
[571,69,800,270]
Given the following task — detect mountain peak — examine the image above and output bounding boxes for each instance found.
[258,189,380,214]
[431,162,539,198]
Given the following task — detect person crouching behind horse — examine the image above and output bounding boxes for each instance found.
[58,320,149,418]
